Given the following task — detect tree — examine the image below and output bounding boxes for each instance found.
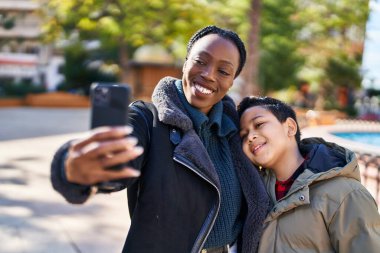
[0,11,16,30]
[259,0,303,93]
[56,42,118,95]
[229,0,302,95]
[296,0,370,83]
[241,0,262,95]
[41,0,216,83]
[295,0,370,110]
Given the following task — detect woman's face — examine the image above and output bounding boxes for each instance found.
[239,106,292,170]
[182,34,239,114]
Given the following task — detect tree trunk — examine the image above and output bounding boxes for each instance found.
[241,0,261,96]
[119,38,129,84]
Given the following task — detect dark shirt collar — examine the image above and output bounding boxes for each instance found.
[175,80,236,137]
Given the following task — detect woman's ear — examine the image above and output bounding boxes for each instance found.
[286,117,298,137]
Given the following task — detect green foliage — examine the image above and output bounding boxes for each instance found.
[296,0,370,82]
[41,0,235,87]
[326,54,362,88]
[367,88,380,97]
[58,42,118,95]
[0,12,16,30]
[259,0,303,92]
[42,0,217,59]
[0,81,46,98]
[40,0,370,98]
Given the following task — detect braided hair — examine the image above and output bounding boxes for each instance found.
[186,25,246,77]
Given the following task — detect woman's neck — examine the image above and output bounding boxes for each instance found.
[273,145,304,181]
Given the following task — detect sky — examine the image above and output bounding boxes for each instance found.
[362,0,380,90]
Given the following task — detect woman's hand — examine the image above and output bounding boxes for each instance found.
[65,126,143,185]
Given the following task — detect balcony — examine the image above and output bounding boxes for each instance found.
[0,1,39,11]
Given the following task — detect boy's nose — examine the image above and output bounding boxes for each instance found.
[247,131,258,143]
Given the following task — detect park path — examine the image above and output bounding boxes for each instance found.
[0,107,130,253]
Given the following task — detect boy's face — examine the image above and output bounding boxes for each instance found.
[239,106,295,169]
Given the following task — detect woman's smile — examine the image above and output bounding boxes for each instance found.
[193,83,214,95]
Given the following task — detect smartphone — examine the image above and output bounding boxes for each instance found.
[90,83,131,129]
[89,83,133,191]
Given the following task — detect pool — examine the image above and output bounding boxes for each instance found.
[301,121,380,155]
[332,132,380,147]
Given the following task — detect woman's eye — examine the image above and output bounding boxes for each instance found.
[194,59,205,65]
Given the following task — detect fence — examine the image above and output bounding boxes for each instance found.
[358,152,380,205]
[355,95,380,121]
[300,117,380,206]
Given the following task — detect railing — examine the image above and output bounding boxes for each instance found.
[357,152,380,205]
[355,96,380,121]
[300,118,380,206]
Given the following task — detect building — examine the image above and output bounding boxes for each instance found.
[362,0,380,90]
[0,0,63,92]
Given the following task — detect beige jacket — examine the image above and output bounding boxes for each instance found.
[258,138,380,253]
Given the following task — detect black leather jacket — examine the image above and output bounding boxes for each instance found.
[51,77,270,253]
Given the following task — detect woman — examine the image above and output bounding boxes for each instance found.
[238,96,380,253]
[51,25,270,253]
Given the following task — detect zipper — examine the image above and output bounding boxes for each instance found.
[173,155,221,253]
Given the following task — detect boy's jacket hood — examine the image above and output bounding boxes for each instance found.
[298,137,360,184]
[262,137,361,222]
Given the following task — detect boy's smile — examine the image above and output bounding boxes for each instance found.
[250,142,265,155]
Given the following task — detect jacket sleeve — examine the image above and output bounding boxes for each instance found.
[50,140,93,204]
[50,103,152,204]
[328,187,380,253]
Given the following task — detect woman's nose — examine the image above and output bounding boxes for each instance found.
[201,65,216,81]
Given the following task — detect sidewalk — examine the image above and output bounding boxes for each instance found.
[0,108,130,253]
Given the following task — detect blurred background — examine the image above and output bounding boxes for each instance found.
[0,0,379,252]
[0,0,379,118]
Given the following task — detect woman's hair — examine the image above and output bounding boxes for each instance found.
[186,25,246,77]
[237,96,301,145]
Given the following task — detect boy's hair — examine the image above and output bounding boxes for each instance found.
[237,96,301,145]
[186,25,246,77]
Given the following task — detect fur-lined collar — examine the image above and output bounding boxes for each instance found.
[151,76,239,132]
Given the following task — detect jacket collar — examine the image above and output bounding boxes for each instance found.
[174,80,236,138]
[151,76,239,132]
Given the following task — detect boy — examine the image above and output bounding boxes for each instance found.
[238,96,380,253]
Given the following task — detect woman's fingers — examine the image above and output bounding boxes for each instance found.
[72,126,133,152]
[99,146,144,168]
[92,167,141,183]
[85,137,139,159]
[64,127,143,185]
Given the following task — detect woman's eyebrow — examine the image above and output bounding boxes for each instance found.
[197,51,235,67]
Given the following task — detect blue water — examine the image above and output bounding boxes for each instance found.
[333,132,380,147]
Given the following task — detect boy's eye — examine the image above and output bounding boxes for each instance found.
[219,69,231,76]
[255,122,264,128]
